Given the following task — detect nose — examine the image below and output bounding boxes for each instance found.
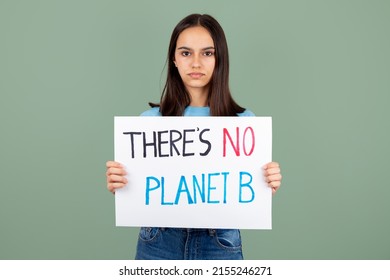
[191,53,201,69]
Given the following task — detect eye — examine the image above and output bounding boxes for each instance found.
[203,51,214,57]
[181,51,191,57]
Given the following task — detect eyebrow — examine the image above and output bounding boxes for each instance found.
[177,46,215,51]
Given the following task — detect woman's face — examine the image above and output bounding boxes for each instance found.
[174,26,216,97]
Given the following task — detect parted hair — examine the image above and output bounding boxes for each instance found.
[150,14,245,116]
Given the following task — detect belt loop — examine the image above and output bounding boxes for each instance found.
[208,229,216,236]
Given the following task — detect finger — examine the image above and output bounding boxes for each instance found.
[268,181,281,195]
[107,182,126,193]
[107,174,128,184]
[264,167,281,176]
[265,174,282,183]
[106,161,123,169]
[269,180,281,189]
[106,167,127,176]
[263,162,279,170]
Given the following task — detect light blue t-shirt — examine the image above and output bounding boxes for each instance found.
[140,106,255,117]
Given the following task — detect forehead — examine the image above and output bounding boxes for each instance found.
[176,26,214,48]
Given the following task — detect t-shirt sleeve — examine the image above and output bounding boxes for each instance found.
[139,107,161,116]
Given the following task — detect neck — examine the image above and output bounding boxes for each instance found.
[188,87,209,107]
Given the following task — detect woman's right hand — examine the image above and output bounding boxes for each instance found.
[106,161,128,194]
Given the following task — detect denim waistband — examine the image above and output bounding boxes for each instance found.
[160,228,217,236]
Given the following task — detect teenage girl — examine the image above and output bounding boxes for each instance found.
[106,14,282,260]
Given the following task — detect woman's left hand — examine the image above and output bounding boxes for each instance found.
[263,162,282,195]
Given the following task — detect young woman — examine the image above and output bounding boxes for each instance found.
[106,14,282,260]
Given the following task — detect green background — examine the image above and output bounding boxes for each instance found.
[1,0,389,260]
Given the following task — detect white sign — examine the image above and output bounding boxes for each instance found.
[114,116,272,229]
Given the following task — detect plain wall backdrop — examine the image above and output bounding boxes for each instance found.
[0,0,389,259]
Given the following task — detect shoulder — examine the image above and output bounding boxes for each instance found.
[237,109,255,117]
[140,107,161,116]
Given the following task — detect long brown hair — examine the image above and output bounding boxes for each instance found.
[151,14,245,116]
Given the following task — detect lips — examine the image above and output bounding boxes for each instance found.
[188,72,205,79]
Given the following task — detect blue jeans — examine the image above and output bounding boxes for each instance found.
[135,227,243,260]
